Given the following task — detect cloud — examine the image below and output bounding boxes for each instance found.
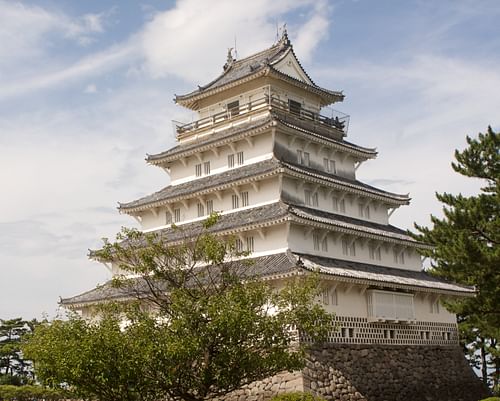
[84,83,98,93]
[140,0,332,82]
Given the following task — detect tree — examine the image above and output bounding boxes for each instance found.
[24,214,333,401]
[0,318,37,385]
[413,126,500,391]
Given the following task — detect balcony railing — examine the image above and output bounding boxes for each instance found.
[175,96,350,136]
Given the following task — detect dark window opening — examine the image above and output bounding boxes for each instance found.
[227,100,239,117]
[288,99,301,115]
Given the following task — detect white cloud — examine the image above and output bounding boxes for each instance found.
[140,0,332,82]
[84,83,98,93]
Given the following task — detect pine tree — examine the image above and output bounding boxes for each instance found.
[413,126,500,392]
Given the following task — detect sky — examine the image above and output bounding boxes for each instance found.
[0,0,499,320]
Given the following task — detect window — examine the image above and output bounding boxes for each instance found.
[197,202,204,217]
[304,190,312,206]
[296,149,303,164]
[312,192,319,207]
[358,203,365,217]
[332,197,338,211]
[228,154,235,168]
[321,236,328,252]
[297,150,310,166]
[195,163,202,177]
[227,100,239,117]
[369,244,381,261]
[342,239,355,256]
[235,238,243,252]
[393,249,405,264]
[174,208,181,223]
[232,194,239,209]
[313,232,320,250]
[367,290,415,322]
[289,99,301,115]
[339,199,346,213]
[206,200,213,215]
[165,211,172,225]
[241,191,249,207]
[430,300,440,314]
[323,288,339,306]
[323,158,336,173]
[303,152,310,166]
[246,236,254,252]
[237,151,244,165]
[203,161,211,175]
[365,205,370,219]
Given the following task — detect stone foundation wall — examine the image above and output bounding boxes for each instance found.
[304,345,489,401]
[219,345,489,401]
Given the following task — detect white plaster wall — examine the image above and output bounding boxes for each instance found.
[169,131,274,185]
[413,295,457,323]
[281,177,390,225]
[288,224,423,271]
[139,177,281,231]
[274,132,356,179]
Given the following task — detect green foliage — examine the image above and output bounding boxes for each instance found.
[412,126,500,390]
[480,398,500,401]
[0,318,38,385]
[0,384,71,400]
[25,213,334,401]
[270,391,326,401]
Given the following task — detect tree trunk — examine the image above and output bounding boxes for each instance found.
[480,340,488,386]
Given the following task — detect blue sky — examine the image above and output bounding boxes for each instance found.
[1,0,499,319]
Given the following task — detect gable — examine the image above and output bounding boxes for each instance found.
[272,52,313,85]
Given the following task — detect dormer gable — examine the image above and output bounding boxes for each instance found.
[271,50,313,85]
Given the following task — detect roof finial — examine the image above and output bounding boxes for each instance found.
[279,23,290,46]
[223,47,235,71]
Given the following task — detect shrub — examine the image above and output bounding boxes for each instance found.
[270,391,326,401]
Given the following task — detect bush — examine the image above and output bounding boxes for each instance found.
[270,391,326,401]
[0,384,72,400]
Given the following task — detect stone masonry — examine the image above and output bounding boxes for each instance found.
[220,345,489,401]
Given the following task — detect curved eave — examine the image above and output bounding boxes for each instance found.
[147,117,276,166]
[119,168,283,214]
[289,211,429,249]
[275,118,377,159]
[176,67,344,110]
[282,164,410,206]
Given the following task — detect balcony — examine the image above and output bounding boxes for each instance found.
[174,96,350,137]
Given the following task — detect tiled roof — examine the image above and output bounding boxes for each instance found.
[288,205,420,245]
[119,158,408,213]
[61,250,473,307]
[175,34,343,108]
[119,159,281,212]
[147,113,375,166]
[297,253,475,296]
[61,252,299,306]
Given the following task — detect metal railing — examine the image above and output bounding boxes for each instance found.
[175,96,349,135]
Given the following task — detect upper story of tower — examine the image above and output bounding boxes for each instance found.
[171,31,350,145]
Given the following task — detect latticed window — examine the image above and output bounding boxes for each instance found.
[369,244,381,260]
[323,158,336,173]
[303,152,310,166]
[367,290,415,322]
[312,192,319,207]
[241,191,249,207]
[232,194,239,209]
[313,232,320,250]
[235,238,243,252]
[430,299,440,314]
[393,249,405,264]
[322,287,338,305]
[332,197,338,211]
[228,154,235,168]
[296,149,303,164]
[206,200,213,214]
[165,211,172,225]
[204,161,211,175]
[237,151,244,165]
[339,199,346,213]
[342,239,356,256]
[246,236,254,252]
[304,190,312,206]
[195,164,202,177]
[289,99,301,115]
[174,208,181,223]
[197,202,204,217]
[321,236,328,251]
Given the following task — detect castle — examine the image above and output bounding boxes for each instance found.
[62,32,487,401]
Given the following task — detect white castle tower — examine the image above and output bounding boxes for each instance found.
[62,32,485,401]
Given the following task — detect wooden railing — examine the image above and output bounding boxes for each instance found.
[175,96,349,135]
